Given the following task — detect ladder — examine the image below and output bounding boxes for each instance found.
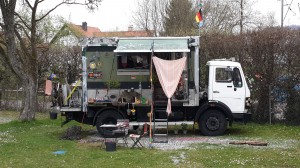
[152,108,169,143]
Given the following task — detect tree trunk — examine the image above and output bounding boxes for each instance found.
[19,74,37,121]
[0,90,2,107]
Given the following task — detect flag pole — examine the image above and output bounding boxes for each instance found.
[199,23,201,36]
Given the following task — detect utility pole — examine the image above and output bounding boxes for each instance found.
[281,0,284,28]
[240,0,243,34]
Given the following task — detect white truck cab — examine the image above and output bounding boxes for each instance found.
[207,60,251,114]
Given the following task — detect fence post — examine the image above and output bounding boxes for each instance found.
[16,84,19,112]
[269,85,272,124]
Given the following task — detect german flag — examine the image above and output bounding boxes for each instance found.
[195,9,203,23]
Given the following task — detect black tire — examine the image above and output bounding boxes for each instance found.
[96,110,123,137]
[198,110,227,136]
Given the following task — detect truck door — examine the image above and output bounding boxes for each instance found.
[211,66,246,113]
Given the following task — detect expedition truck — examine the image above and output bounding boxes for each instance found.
[57,36,251,139]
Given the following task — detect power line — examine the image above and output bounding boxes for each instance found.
[284,0,296,22]
[281,0,299,27]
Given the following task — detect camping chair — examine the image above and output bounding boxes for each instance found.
[113,119,129,147]
[129,123,148,149]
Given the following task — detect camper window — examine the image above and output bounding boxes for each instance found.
[116,54,150,75]
[117,54,149,69]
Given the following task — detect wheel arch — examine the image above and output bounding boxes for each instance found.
[92,107,126,126]
[195,101,233,125]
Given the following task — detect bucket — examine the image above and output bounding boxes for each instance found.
[50,112,57,120]
[105,142,116,152]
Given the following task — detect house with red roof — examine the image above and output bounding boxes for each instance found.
[52,22,154,46]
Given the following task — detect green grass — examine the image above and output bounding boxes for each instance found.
[0,111,300,168]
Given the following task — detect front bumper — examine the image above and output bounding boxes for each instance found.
[232,112,252,123]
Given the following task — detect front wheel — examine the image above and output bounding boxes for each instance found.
[198,110,227,136]
[96,110,123,137]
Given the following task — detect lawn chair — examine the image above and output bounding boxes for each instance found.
[113,119,129,147]
[129,123,148,149]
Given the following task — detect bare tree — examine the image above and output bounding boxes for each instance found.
[133,0,168,36]
[0,0,102,121]
[133,0,261,35]
[202,0,258,33]
[256,12,277,29]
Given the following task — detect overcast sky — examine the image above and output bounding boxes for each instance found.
[40,0,300,31]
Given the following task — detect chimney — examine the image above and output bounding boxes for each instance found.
[82,22,87,31]
[128,25,133,31]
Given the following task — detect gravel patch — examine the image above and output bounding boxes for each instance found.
[0,117,13,124]
[81,133,299,151]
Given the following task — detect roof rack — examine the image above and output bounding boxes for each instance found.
[212,57,236,62]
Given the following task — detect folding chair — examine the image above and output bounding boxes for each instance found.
[129,123,148,149]
[113,119,129,147]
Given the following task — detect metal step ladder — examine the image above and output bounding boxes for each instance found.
[152,108,169,143]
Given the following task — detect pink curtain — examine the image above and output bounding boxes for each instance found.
[152,56,186,115]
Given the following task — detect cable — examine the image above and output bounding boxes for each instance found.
[284,0,296,22]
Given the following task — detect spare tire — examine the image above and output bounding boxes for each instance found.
[96,110,123,138]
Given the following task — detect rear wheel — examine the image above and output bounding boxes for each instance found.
[198,110,227,136]
[96,110,123,137]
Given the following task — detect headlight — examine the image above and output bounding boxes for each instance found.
[245,97,252,109]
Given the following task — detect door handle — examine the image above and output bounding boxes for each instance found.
[213,91,220,93]
[227,86,232,88]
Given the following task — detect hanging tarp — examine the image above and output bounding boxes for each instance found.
[114,38,190,53]
[45,80,52,96]
[152,56,187,115]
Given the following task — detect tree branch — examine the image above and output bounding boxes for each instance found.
[24,0,33,10]
[35,1,65,22]
[36,0,102,22]
[14,12,31,30]
[14,27,30,63]
[15,22,31,40]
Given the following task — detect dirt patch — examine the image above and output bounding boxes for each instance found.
[0,117,13,124]
[60,125,83,140]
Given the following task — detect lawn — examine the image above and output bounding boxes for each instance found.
[0,111,300,168]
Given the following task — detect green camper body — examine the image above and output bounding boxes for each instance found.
[59,36,251,136]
